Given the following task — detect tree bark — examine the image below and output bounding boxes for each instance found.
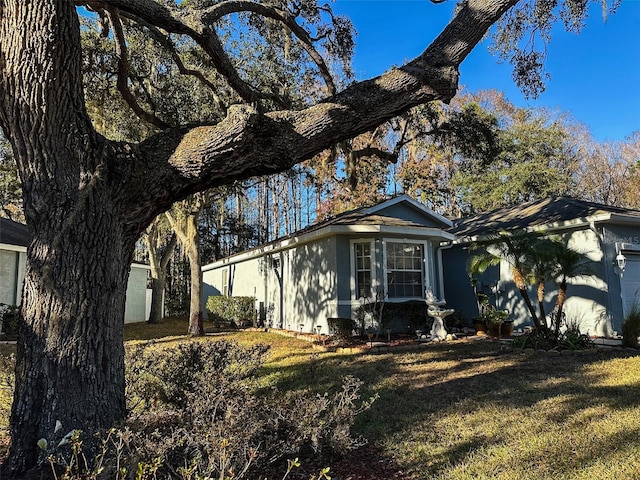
[0,0,519,474]
[9,213,131,474]
[537,280,547,326]
[166,206,205,336]
[513,268,541,328]
[0,2,141,474]
[145,222,177,324]
[555,278,568,338]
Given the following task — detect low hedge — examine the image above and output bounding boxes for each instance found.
[327,317,356,340]
[355,300,429,334]
[0,304,19,336]
[206,296,256,328]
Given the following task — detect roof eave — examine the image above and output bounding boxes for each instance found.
[202,224,455,270]
[451,212,640,246]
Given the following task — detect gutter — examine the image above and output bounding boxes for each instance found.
[203,224,455,272]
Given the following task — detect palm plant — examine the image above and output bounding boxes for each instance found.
[529,237,564,327]
[468,230,543,329]
[551,243,592,338]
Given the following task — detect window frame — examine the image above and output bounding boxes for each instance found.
[350,239,376,300]
[382,239,430,300]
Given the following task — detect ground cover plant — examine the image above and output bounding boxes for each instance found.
[2,319,640,478]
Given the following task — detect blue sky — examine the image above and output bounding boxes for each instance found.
[331,0,640,142]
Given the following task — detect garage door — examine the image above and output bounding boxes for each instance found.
[621,254,640,318]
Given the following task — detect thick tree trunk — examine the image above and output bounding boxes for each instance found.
[0,2,132,474]
[6,202,133,474]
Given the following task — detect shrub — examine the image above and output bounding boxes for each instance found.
[483,306,509,325]
[206,296,256,327]
[126,340,268,410]
[355,300,428,334]
[0,304,19,336]
[558,325,595,350]
[0,353,14,435]
[512,325,595,351]
[327,317,355,341]
[117,340,374,478]
[622,305,640,348]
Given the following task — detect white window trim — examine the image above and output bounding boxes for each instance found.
[382,238,432,301]
[350,238,376,300]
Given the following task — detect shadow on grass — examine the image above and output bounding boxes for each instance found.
[256,339,640,478]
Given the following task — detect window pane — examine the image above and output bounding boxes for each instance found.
[355,242,373,299]
[385,242,424,298]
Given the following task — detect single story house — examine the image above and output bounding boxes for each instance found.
[203,196,640,338]
[202,195,455,333]
[442,197,640,336]
[0,217,153,323]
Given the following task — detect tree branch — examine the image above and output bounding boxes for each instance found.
[423,0,519,66]
[124,14,228,115]
[85,0,285,105]
[106,7,171,129]
[200,0,336,94]
[350,147,399,164]
[108,0,520,229]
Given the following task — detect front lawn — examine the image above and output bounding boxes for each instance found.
[2,321,640,479]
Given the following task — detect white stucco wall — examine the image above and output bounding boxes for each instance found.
[124,264,151,324]
[0,246,27,306]
[0,246,151,323]
[202,236,340,332]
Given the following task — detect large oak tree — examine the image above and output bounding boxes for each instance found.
[0,0,612,475]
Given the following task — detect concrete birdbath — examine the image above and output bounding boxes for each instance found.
[425,289,455,341]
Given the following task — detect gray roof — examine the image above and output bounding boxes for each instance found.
[0,217,29,247]
[255,195,451,246]
[451,197,640,240]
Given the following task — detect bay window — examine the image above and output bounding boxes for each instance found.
[385,242,424,298]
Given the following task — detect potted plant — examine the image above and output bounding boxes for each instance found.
[484,307,509,338]
[473,317,488,335]
[501,318,514,337]
[473,293,490,335]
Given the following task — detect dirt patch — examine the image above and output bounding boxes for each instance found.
[269,444,409,480]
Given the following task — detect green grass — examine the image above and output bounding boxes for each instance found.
[3,320,640,478]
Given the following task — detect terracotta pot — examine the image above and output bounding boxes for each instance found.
[501,321,514,337]
[473,319,488,334]
[487,323,501,337]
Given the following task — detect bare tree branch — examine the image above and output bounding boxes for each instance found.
[201,0,337,94]
[126,14,228,115]
[350,147,399,164]
[106,7,171,129]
